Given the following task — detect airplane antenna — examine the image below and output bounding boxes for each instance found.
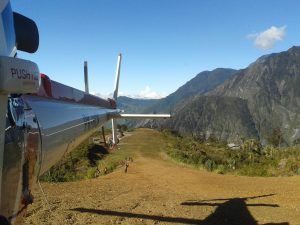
[111,54,122,146]
[84,61,89,93]
[113,54,122,101]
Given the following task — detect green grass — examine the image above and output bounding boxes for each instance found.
[39,131,107,182]
[40,130,117,182]
[162,130,300,177]
[39,128,169,182]
[40,130,142,182]
[40,128,300,182]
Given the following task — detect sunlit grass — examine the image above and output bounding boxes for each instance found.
[40,128,300,182]
[162,130,300,177]
[40,128,168,182]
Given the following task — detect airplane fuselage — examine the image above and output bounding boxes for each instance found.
[2,75,118,224]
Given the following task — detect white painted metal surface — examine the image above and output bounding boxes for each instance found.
[0,0,16,57]
[112,54,122,144]
[113,54,122,101]
[0,56,40,94]
[119,114,171,119]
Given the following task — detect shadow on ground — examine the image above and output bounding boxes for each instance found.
[71,208,203,224]
[71,194,289,225]
[181,194,288,225]
[87,144,109,166]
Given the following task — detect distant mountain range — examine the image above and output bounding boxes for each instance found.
[117,96,159,113]
[118,68,237,113]
[117,46,300,145]
[141,68,237,114]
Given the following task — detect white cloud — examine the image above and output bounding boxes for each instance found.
[93,92,112,99]
[248,26,286,50]
[130,86,165,99]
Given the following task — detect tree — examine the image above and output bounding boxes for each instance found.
[267,128,283,147]
[242,139,262,155]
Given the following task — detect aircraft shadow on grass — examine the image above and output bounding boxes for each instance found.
[87,145,109,166]
[71,193,289,225]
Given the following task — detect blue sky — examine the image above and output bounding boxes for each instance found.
[11,0,300,98]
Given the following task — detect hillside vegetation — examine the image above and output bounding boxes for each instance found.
[40,129,300,183]
[40,127,167,182]
[40,130,134,182]
[163,130,300,176]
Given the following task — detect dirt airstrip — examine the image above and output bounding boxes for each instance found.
[25,129,300,225]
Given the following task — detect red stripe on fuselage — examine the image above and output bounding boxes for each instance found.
[29,74,115,109]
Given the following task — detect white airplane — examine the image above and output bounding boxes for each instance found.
[0,1,170,224]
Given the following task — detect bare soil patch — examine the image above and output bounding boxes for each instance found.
[25,129,300,225]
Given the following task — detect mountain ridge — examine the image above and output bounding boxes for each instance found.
[168,46,300,145]
[118,46,300,145]
[118,68,237,116]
